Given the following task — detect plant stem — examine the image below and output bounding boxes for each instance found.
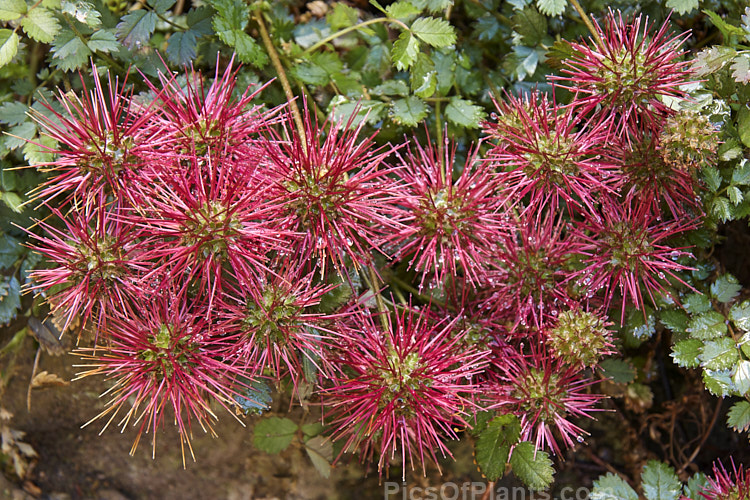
[254,9,307,148]
[568,0,603,47]
[303,17,410,54]
[367,265,390,331]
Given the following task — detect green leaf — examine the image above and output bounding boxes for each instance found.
[703,368,734,397]
[390,96,427,127]
[432,50,454,95]
[684,473,709,500]
[292,52,342,85]
[475,414,521,481]
[702,166,722,192]
[536,0,566,17]
[731,301,750,331]
[0,233,23,268]
[671,339,703,369]
[116,10,157,49]
[659,309,689,332]
[301,423,325,438]
[21,6,60,42]
[513,7,547,46]
[683,293,712,315]
[700,337,739,371]
[510,442,554,490]
[734,360,750,396]
[233,379,272,415]
[689,311,728,340]
[0,276,20,325]
[328,99,386,127]
[186,7,213,36]
[148,0,175,15]
[392,31,419,70]
[87,29,120,53]
[711,274,742,303]
[386,1,420,20]
[590,473,638,500]
[666,0,699,15]
[732,159,750,185]
[703,10,748,39]
[738,107,750,149]
[727,400,750,432]
[253,417,298,454]
[0,0,26,21]
[445,96,485,129]
[728,186,744,205]
[599,358,636,384]
[410,52,436,98]
[304,435,332,478]
[0,101,29,126]
[732,55,750,84]
[410,16,455,47]
[0,29,19,67]
[1,191,24,212]
[50,29,91,71]
[327,2,359,30]
[233,31,267,67]
[410,0,452,13]
[641,460,681,500]
[371,79,409,96]
[4,121,36,150]
[61,1,101,28]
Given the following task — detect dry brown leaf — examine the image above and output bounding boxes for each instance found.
[30,371,69,389]
[27,316,65,356]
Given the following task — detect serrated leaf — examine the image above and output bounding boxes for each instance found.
[666,0,699,15]
[4,121,36,150]
[186,7,213,36]
[327,2,359,30]
[731,301,750,331]
[727,400,750,432]
[116,10,157,49]
[372,79,409,96]
[731,55,750,84]
[739,106,750,148]
[390,96,427,127]
[61,1,101,28]
[253,417,298,454]
[474,15,500,41]
[684,293,712,315]
[0,29,19,67]
[475,414,520,481]
[410,52,436,98]
[392,31,419,70]
[50,30,91,71]
[292,51,342,85]
[536,0,566,17]
[148,0,175,14]
[410,0,452,12]
[0,276,21,325]
[87,29,119,53]
[659,309,689,332]
[0,101,29,126]
[445,96,485,128]
[703,368,734,397]
[700,337,739,371]
[703,166,722,192]
[513,7,547,45]
[685,473,710,499]
[641,460,681,500]
[728,185,744,205]
[410,16,455,47]
[234,379,272,414]
[304,435,332,478]
[689,311,728,340]
[590,473,639,500]
[2,191,24,212]
[671,339,703,369]
[21,6,60,42]
[509,441,554,490]
[711,274,742,303]
[732,160,750,185]
[711,196,734,223]
[599,358,636,384]
[734,360,750,395]
[0,0,26,21]
[231,31,267,67]
[329,99,386,127]
[0,233,23,268]
[703,10,747,39]
[386,1,420,20]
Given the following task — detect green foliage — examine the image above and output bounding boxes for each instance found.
[599,358,636,384]
[474,414,520,481]
[590,473,639,500]
[727,400,750,432]
[641,461,682,500]
[252,417,298,454]
[509,442,555,490]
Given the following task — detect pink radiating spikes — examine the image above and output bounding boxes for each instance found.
[262,100,403,276]
[552,10,691,137]
[484,91,619,218]
[485,338,605,455]
[387,133,508,290]
[323,303,488,479]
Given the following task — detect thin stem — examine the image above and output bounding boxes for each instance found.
[568,0,603,47]
[367,265,389,331]
[254,9,307,148]
[303,17,409,55]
